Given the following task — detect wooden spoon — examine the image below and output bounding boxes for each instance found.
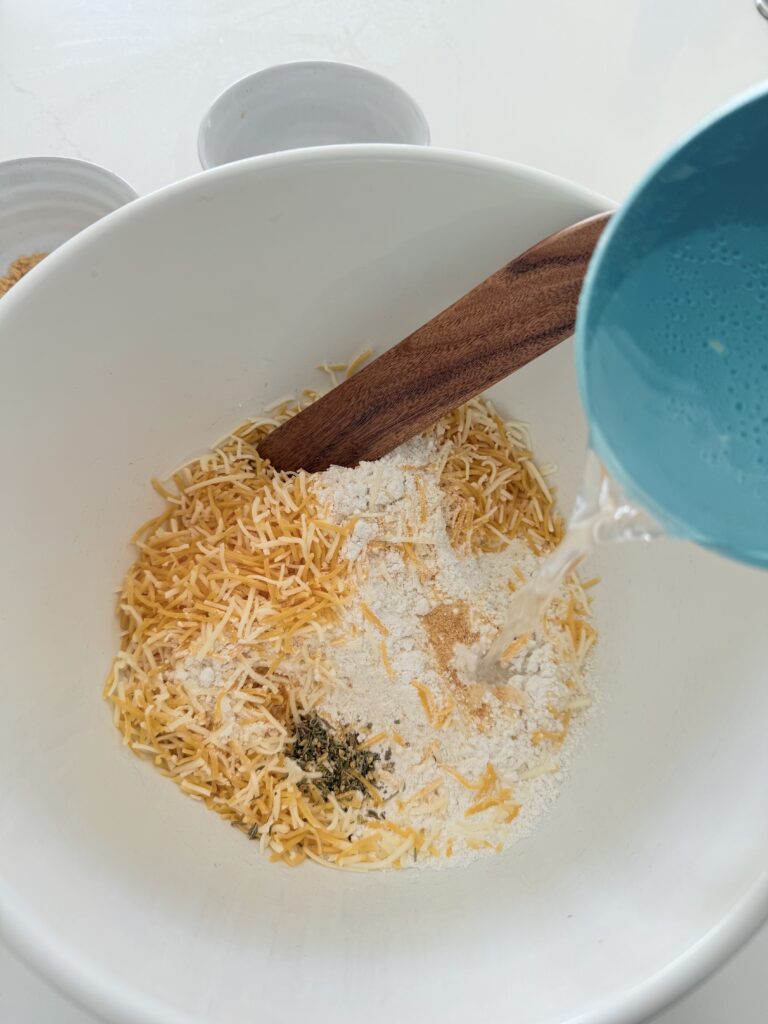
[259,211,612,472]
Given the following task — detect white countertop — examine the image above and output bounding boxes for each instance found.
[1,0,766,1020]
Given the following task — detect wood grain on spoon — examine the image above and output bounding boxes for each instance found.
[259,211,612,473]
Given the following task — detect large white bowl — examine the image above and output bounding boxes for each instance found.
[0,146,766,1024]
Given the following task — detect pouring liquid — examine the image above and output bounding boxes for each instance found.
[477,449,661,684]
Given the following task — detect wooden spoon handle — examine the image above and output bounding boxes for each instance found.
[259,211,612,472]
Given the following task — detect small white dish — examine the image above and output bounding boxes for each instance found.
[0,156,137,274]
[198,61,430,168]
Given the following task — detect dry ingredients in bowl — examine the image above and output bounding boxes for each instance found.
[0,252,47,297]
[105,359,598,870]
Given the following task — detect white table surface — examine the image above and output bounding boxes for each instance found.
[1,0,766,1020]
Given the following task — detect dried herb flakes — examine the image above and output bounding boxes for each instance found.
[289,712,380,800]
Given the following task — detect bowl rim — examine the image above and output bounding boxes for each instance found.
[0,142,765,1024]
[197,60,431,168]
[0,155,138,203]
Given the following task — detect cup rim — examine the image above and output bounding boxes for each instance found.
[574,79,768,568]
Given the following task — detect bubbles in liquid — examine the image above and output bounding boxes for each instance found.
[658,223,768,481]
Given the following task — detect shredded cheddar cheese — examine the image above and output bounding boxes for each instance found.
[105,399,410,868]
[436,399,564,554]
[105,373,597,871]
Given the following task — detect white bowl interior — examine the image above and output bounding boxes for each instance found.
[0,148,766,1024]
[199,63,430,168]
[0,157,137,272]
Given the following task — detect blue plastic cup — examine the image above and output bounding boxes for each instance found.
[576,82,768,568]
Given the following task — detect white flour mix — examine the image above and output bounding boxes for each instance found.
[312,433,594,868]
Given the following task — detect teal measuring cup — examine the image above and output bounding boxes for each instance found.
[576,82,768,568]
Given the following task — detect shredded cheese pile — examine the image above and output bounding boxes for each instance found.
[105,376,597,870]
[437,398,564,555]
[105,402,378,867]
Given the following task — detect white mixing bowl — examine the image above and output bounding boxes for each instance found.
[0,146,766,1024]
